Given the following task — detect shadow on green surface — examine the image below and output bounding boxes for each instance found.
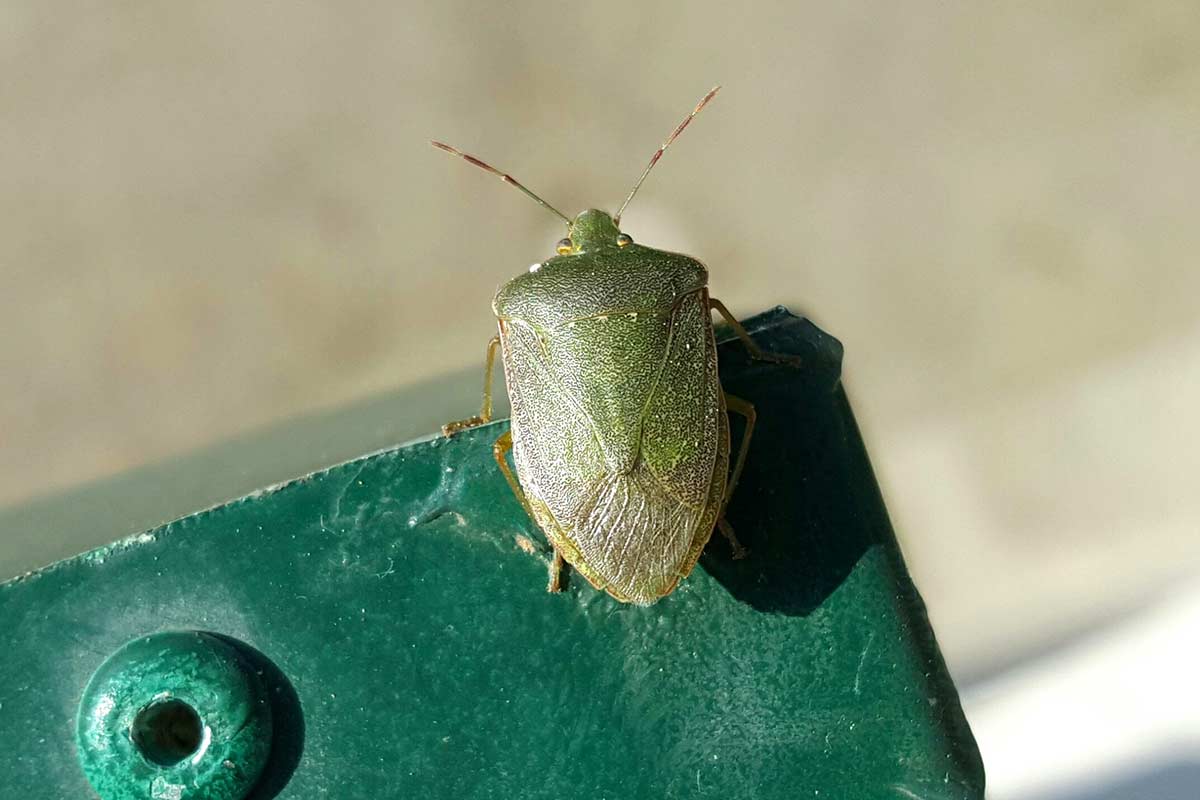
[212,635,306,800]
[702,312,878,616]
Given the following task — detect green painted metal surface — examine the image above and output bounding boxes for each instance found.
[0,309,984,799]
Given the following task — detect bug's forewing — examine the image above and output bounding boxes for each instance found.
[500,289,727,604]
[638,290,725,508]
[541,306,672,475]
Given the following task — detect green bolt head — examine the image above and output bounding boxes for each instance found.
[76,631,273,800]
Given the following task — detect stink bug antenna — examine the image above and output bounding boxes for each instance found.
[614,85,721,226]
[431,141,572,225]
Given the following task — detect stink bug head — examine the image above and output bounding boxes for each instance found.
[559,209,625,255]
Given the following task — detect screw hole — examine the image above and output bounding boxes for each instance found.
[130,699,204,766]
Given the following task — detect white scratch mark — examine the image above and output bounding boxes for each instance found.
[854,632,875,695]
[331,463,368,522]
[891,785,925,800]
[375,557,395,578]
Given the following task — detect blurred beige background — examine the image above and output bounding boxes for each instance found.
[2,3,1198,796]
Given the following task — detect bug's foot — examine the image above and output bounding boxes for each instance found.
[441,415,487,437]
[717,518,750,560]
[546,549,565,593]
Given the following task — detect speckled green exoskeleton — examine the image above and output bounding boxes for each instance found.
[436,87,797,605]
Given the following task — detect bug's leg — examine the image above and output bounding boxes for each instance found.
[709,297,803,366]
[716,392,756,560]
[493,429,566,593]
[722,393,756,507]
[492,429,533,520]
[442,335,501,436]
[716,518,748,561]
[547,549,565,593]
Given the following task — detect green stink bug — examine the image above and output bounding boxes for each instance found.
[437,87,796,605]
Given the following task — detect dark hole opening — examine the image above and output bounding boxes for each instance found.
[130,699,204,766]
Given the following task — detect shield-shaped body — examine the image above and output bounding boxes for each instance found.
[493,240,729,605]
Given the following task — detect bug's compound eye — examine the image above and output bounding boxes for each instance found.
[556,238,573,255]
[616,233,633,247]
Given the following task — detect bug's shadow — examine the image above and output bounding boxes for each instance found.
[700,310,882,616]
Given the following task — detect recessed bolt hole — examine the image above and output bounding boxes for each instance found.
[130,699,204,766]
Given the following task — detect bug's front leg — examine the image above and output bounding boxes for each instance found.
[709,298,803,367]
[493,430,566,593]
[442,335,501,436]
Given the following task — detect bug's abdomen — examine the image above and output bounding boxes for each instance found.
[499,290,727,603]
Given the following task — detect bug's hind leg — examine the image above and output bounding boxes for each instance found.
[493,429,566,593]
[442,335,501,436]
[716,518,748,561]
[716,392,756,560]
[722,393,756,508]
[709,298,803,367]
